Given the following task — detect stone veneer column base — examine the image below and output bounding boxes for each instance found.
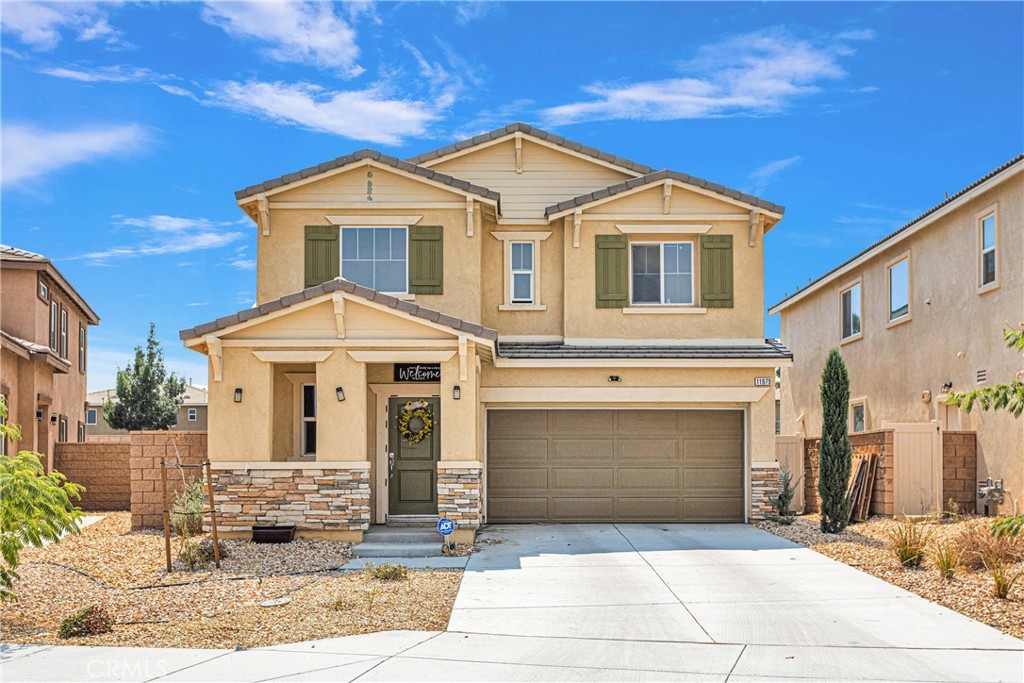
[209,464,370,539]
[437,463,481,541]
[750,461,782,520]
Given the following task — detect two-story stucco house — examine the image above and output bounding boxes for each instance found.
[86,384,209,439]
[771,155,1023,516]
[181,124,791,542]
[1,245,100,469]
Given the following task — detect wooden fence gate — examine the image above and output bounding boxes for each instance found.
[888,422,942,516]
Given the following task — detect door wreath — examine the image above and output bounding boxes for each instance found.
[398,400,434,444]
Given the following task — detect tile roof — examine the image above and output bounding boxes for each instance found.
[180,278,499,342]
[497,339,792,360]
[545,169,785,217]
[1,245,48,262]
[234,149,501,203]
[406,122,656,175]
[1,330,51,355]
[770,153,1024,312]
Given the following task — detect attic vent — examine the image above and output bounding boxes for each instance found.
[976,369,988,384]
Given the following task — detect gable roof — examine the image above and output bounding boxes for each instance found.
[545,169,785,218]
[407,122,655,176]
[0,245,46,262]
[179,277,499,343]
[0,245,100,324]
[769,153,1024,315]
[234,148,501,204]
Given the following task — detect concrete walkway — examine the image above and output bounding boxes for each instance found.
[2,524,1022,681]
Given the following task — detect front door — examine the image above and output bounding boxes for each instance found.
[388,397,440,516]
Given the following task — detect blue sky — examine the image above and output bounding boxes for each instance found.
[2,1,1021,391]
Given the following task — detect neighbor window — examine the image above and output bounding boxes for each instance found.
[510,242,534,304]
[841,283,862,340]
[86,408,97,425]
[630,242,694,305]
[49,301,58,350]
[58,416,67,443]
[187,408,197,422]
[888,257,910,322]
[78,325,86,373]
[38,278,49,302]
[301,384,317,456]
[340,227,407,293]
[851,402,866,433]
[59,307,68,359]
[77,422,85,443]
[979,211,997,288]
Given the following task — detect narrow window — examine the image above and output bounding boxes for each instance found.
[888,258,909,322]
[79,325,86,373]
[630,242,694,305]
[86,408,97,425]
[510,241,534,304]
[187,407,197,422]
[851,403,866,433]
[49,301,58,350]
[980,212,997,287]
[301,384,317,456]
[38,278,49,302]
[0,395,7,456]
[59,307,68,359]
[58,416,67,443]
[340,227,407,293]
[841,283,862,340]
[77,422,85,442]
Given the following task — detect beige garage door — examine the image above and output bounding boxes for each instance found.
[487,409,744,523]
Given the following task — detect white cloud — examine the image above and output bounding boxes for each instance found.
[167,80,438,145]
[2,123,150,186]
[0,2,123,50]
[226,257,256,270]
[71,215,247,265]
[39,64,158,83]
[201,1,362,75]
[542,28,871,125]
[455,2,498,25]
[747,156,802,195]
[402,40,483,111]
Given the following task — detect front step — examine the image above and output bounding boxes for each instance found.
[352,525,443,559]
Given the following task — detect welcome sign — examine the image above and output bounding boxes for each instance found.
[394,363,441,382]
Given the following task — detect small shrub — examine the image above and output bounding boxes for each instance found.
[951,520,1024,570]
[985,553,1023,599]
[364,562,408,581]
[931,540,960,581]
[176,537,206,571]
[767,463,802,525]
[58,605,113,639]
[991,513,1024,538]
[170,479,205,537]
[885,519,930,568]
[944,499,963,522]
[198,538,227,561]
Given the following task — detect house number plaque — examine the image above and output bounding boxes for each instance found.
[754,377,772,387]
[394,363,441,382]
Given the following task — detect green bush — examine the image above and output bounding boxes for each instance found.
[170,480,205,537]
[986,554,1023,599]
[767,463,801,525]
[931,540,960,580]
[58,606,113,639]
[364,562,408,581]
[886,519,930,568]
[819,349,853,533]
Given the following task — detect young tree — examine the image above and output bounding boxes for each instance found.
[104,323,186,431]
[0,397,84,601]
[819,348,853,533]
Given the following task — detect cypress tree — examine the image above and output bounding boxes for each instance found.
[819,348,852,533]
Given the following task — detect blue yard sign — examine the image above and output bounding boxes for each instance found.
[437,517,454,536]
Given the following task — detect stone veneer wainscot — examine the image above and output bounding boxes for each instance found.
[437,462,482,530]
[750,461,782,520]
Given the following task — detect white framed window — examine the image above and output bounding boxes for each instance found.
[58,416,67,443]
[850,400,866,433]
[77,422,85,443]
[301,384,317,456]
[510,242,534,304]
[86,408,97,425]
[887,255,910,323]
[978,208,997,289]
[340,227,407,294]
[79,325,86,373]
[630,242,694,305]
[187,407,197,422]
[38,278,49,302]
[59,307,68,359]
[49,300,58,350]
[840,281,862,341]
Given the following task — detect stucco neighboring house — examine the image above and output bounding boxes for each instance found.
[85,384,209,439]
[0,245,100,469]
[770,154,1024,515]
[181,123,792,542]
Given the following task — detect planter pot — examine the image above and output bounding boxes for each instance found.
[252,524,296,544]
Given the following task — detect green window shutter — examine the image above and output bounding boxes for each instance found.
[595,234,628,308]
[701,234,734,308]
[409,225,443,294]
[304,226,339,288]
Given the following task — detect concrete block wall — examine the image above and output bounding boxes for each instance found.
[129,431,208,530]
[942,431,978,512]
[803,430,894,517]
[53,441,131,511]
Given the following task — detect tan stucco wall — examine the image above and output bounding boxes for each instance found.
[777,174,1024,514]
[207,348,273,460]
[316,351,368,461]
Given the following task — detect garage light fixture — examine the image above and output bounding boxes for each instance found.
[453,385,461,400]
[234,388,243,403]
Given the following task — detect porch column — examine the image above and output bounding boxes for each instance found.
[315,351,367,461]
[438,343,482,541]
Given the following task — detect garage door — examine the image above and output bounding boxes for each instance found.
[487,409,744,523]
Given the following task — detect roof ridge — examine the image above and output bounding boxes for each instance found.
[406,122,655,175]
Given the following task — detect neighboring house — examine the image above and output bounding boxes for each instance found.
[85,384,209,438]
[0,245,100,469]
[180,123,791,542]
[770,155,1023,515]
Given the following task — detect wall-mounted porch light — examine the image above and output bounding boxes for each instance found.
[453,385,461,400]
[50,412,58,425]
[941,381,953,393]
[36,408,44,421]
[234,388,243,403]
[336,386,346,402]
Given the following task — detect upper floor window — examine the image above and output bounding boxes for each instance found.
[341,227,407,294]
[49,301,58,350]
[59,307,69,359]
[79,324,86,373]
[630,242,694,305]
[979,210,997,289]
[38,277,49,302]
[510,242,534,304]
[887,256,910,323]
[187,407,198,422]
[86,408,98,425]
[840,282,862,340]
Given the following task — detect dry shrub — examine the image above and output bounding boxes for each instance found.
[931,540,960,581]
[951,519,1024,570]
[985,554,1024,599]
[58,605,113,639]
[885,518,931,568]
[363,562,408,581]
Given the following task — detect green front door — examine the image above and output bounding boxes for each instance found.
[388,397,440,516]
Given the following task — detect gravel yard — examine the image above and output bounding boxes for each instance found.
[0,513,463,649]
[759,514,1024,639]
